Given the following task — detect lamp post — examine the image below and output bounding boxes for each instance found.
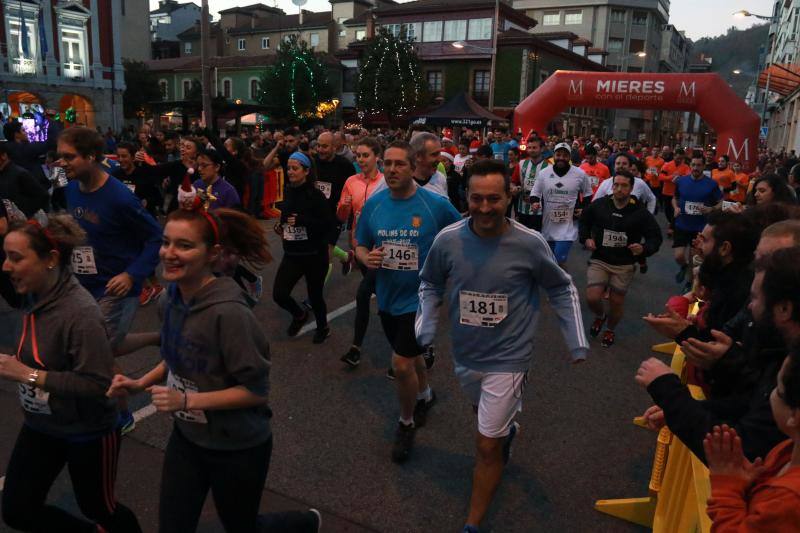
[452,38,497,110]
[200,0,213,130]
[734,9,777,128]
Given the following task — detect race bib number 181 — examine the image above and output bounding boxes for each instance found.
[459,291,508,327]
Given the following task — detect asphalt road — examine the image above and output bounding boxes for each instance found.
[0,214,684,533]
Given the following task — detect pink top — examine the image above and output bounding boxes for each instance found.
[336,171,385,249]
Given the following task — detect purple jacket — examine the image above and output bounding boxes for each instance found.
[193,177,241,210]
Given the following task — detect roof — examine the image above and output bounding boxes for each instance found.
[411,91,508,127]
[587,47,608,56]
[218,3,282,15]
[329,0,376,6]
[151,1,199,16]
[145,52,343,72]
[374,0,536,29]
[573,38,593,46]
[533,31,579,41]
[758,63,800,97]
[227,11,333,35]
[498,29,608,71]
[178,21,220,40]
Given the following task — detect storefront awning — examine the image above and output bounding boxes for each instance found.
[758,63,800,96]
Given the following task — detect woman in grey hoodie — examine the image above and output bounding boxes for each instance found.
[0,213,141,532]
[109,207,320,532]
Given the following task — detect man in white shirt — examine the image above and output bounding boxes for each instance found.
[593,153,657,214]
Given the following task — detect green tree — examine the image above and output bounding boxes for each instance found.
[122,59,163,118]
[257,35,332,122]
[357,28,426,121]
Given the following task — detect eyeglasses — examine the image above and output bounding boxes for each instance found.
[197,162,215,169]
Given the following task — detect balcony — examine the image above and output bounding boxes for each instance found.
[63,60,85,80]
[10,56,37,76]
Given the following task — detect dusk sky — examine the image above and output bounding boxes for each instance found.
[151,0,775,41]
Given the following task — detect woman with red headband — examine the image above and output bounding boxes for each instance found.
[0,213,142,532]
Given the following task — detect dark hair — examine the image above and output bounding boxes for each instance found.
[674,148,686,157]
[468,158,510,193]
[526,137,544,149]
[613,169,635,187]
[385,140,414,167]
[163,131,179,141]
[8,214,87,269]
[749,174,796,206]
[755,246,800,324]
[706,210,759,265]
[614,153,632,166]
[633,159,646,175]
[3,121,22,140]
[58,127,104,160]
[585,145,597,156]
[744,202,800,233]
[356,136,382,157]
[508,147,520,158]
[116,142,138,155]
[196,148,224,166]
[181,136,204,155]
[166,208,272,266]
[781,346,800,408]
[476,145,494,158]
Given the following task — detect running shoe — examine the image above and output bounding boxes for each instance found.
[150,283,164,302]
[119,410,136,435]
[589,315,606,337]
[287,311,309,337]
[391,422,416,463]
[601,330,616,348]
[342,250,355,276]
[423,345,436,370]
[462,526,480,533]
[341,346,361,367]
[138,285,154,306]
[386,367,395,380]
[312,327,330,344]
[503,421,520,466]
[413,389,437,428]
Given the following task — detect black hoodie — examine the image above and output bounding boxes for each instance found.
[279,181,334,256]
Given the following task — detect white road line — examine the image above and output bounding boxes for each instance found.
[298,299,358,336]
[133,403,157,423]
[0,476,4,491]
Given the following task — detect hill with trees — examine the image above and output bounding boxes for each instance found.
[691,23,769,98]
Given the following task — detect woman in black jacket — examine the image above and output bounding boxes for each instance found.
[272,151,334,344]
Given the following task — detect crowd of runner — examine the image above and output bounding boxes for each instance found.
[2,116,800,531]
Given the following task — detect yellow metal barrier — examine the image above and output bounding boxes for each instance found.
[595,344,712,532]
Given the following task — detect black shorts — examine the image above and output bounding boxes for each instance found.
[672,229,699,248]
[327,223,343,246]
[379,311,424,358]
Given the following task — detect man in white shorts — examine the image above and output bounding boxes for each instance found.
[416,159,588,533]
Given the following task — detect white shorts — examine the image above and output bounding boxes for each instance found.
[454,363,527,438]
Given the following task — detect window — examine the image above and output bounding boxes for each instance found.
[343,67,358,92]
[443,20,467,41]
[339,29,346,37]
[426,70,443,97]
[384,23,418,41]
[632,11,647,25]
[182,79,191,99]
[472,70,490,105]
[238,39,246,51]
[310,33,319,47]
[250,78,259,100]
[355,29,366,40]
[61,29,87,79]
[8,17,38,75]
[184,41,192,54]
[610,9,626,24]
[423,21,442,42]
[542,11,560,26]
[222,78,232,99]
[159,79,168,100]
[467,18,492,40]
[607,38,623,53]
[629,39,644,54]
[261,37,270,49]
[564,10,582,25]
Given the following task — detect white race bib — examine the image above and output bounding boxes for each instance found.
[381,241,418,271]
[683,201,704,216]
[590,175,599,189]
[124,182,136,193]
[459,291,508,327]
[71,246,98,275]
[315,181,332,199]
[722,201,738,211]
[283,225,308,241]
[602,229,628,248]
[167,371,207,424]
[549,204,573,224]
[18,383,51,415]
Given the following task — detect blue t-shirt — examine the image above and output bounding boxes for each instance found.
[490,141,510,163]
[356,187,461,315]
[66,176,162,299]
[674,175,722,232]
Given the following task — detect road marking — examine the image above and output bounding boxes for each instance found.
[133,403,157,422]
[298,299,358,336]
[0,476,4,491]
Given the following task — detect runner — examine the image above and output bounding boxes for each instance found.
[711,155,735,198]
[579,145,611,194]
[530,142,593,269]
[0,213,141,532]
[728,161,751,204]
[579,171,662,347]
[192,149,241,209]
[272,152,333,343]
[59,127,162,434]
[512,137,548,231]
[337,137,384,367]
[355,140,461,463]
[415,158,588,533]
[659,149,690,236]
[107,205,320,532]
[672,154,723,285]
[644,146,665,211]
[593,153,658,214]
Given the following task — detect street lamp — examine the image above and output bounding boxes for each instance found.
[733,69,742,75]
[452,41,495,53]
[734,9,778,128]
[733,10,773,21]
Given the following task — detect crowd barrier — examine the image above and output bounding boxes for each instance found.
[594,341,711,532]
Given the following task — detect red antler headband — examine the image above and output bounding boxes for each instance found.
[26,219,59,251]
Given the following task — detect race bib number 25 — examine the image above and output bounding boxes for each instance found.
[71,246,98,275]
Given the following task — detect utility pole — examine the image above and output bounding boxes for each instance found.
[200,0,213,129]
[487,0,499,111]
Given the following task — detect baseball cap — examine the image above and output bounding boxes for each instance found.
[554,142,572,154]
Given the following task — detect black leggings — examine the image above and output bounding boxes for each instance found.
[353,265,377,347]
[2,424,141,533]
[273,252,328,329]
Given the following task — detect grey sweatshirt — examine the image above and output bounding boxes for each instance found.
[159,277,271,451]
[17,271,117,438]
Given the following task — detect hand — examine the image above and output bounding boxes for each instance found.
[585,239,596,251]
[573,208,583,219]
[728,203,744,214]
[0,354,31,382]
[106,374,142,398]
[162,178,171,190]
[105,272,134,297]
[680,330,734,370]
[673,207,681,218]
[287,214,297,226]
[635,357,674,388]
[148,385,185,413]
[642,405,666,431]
[134,150,147,162]
[628,243,644,256]
[366,246,385,269]
[642,305,691,339]
[699,205,712,215]
[703,425,765,481]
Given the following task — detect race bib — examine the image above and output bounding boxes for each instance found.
[167,371,207,424]
[683,201,704,216]
[602,229,628,248]
[722,201,738,212]
[71,246,98,275]
[18,383,51,415]
[381,241,418,271]
[315,181,332,199]
[549,205,573,223]
[124,182,136,193]
[647,167,659,176]
[459,291,508,327]
[283,225,308,241]
[590,175,599,189]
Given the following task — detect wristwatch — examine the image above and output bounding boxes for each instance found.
[27,369,39,386]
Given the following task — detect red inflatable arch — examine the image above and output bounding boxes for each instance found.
[514,71,761,171]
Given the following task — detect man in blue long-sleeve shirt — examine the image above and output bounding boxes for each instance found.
[416,159,588,533]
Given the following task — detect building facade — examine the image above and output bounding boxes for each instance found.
[150,0,201,59]
[1,0,149,131]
